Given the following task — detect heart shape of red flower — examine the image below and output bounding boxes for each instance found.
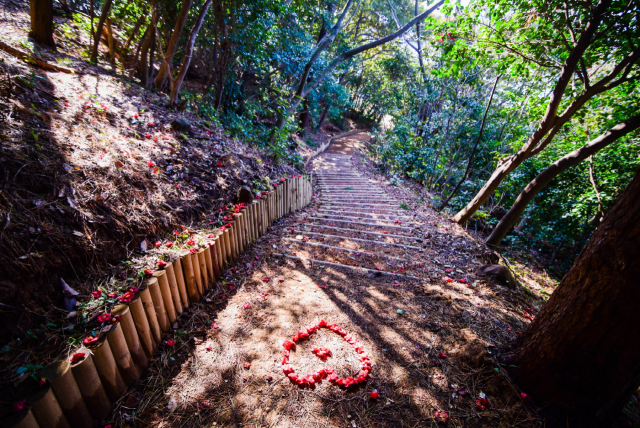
[282,320,371,389]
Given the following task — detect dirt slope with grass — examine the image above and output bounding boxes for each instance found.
[0,2,304,346]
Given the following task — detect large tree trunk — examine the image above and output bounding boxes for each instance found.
[153,0,194,90]
[452,0,612,224]
[90,0,113,63]
[169,0,213,106]
[29,0,55,47]
[505,167,640,427]
[486,113,640,247]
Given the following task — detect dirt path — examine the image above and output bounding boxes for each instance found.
[325,132,371,155]
[127,137,545,428]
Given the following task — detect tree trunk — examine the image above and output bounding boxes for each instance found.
[90,0,113,63]
[452,0,613,224]
[169,0,213,106]
[30,0,55,47]
[485,113,640,247]
[153,0,194,90]
[106,17,115,64]
[439,74,501,210]
[505,166,640,427]
[138,23,154,87]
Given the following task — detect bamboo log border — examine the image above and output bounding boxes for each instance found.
[20,176,312,426]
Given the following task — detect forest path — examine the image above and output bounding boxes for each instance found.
[132,142,542,428]
[324,131,371,155]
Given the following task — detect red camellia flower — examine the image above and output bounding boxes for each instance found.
[446,278,453,283]
[166,241,174,248]
[186,239,196,246]
[83,335,99,345]
[128,286,139,293]
[217,162,222,167]
[92,290,103,298]
[147,161,155,167]
[262,277,271,282]
[70,352,86,364]
[110,315,121,324]
[154,241,162,247]
[118,291,135,303]
[460,278,467,283]
[165,339,176,347]
[445,268,452,273]
[243,302,251,309]
[520,392,531,403]
[11,399,27,413]
[475,397,491,411]
[97,313,111,323]
[158,260,167,268]
[438,352,447,358]
[369,390,379,399]
[108,292,118,298]
[144,269,154,276]
[435,410,449,424]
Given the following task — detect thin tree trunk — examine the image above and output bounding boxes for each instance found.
[486,112,640,247]
[30,0,55,47]
[153,0,194,90]
[169,0,213,106]
[138,23,154,86]
[453,0,614,224]
[90,0,113,63]
[106,17,115,64]
[439,74,501,210]
[125,13,147,51]
[505,165,640,426]
[415,0,426,82]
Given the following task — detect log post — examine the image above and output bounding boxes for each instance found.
[146,277,169,332]
[213,231,225,273]
[282,178,291,215]
[191,249,204,297]
[196,248,208,292]
[236,213,245,253]
[106,321,141,385]
[22,380,70,428]
[112,304,148,370]
[139,287,161,343]
[153,270,177,323]
[179,249,199,304]
[223,228,233,268]
[89,337,126,402]
[4,409,40,428]
[172,257,189,309]
[69,349,111,418]
[204,244,215,282]
[129,296,156,358]
[37,359,93,428]
[164,262,183,315]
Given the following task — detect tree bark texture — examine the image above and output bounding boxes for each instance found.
[169,0,213,106]
[452,0,613,224]
[486,113,640,247]
[506,167,640,427]
[90,0,113,63]
[30,0,55,47]
[153,0,194,90]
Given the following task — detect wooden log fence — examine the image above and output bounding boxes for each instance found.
[9,177,312,426]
